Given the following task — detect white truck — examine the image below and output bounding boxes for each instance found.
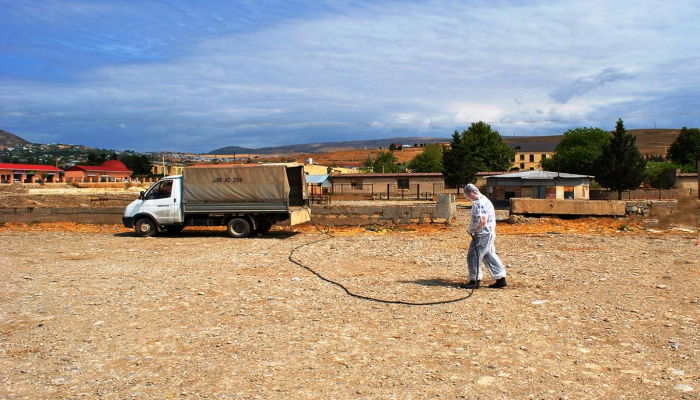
[123,163,311,238]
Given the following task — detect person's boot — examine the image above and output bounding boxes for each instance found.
[488,277,507,288]
[459,280,480,289]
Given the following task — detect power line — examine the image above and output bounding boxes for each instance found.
[0,111,698,127]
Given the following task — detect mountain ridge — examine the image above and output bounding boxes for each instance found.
[0,130,31,149]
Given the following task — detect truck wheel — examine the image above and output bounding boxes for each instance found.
[227,217,251,238]
[135,218,158,237]
[165,225,185,234]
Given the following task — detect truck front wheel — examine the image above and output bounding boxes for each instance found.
[135,217,158,237]
[227,217,251,238]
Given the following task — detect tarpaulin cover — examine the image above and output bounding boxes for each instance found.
[182,165,290,203]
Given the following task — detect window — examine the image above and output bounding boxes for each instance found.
[145,180,173,200]
[541,154,547,160]
[519,154,525,160]
[397,178,409,189]
[520,163,525,169]
[564,186,574,199]
[529,154,535,162]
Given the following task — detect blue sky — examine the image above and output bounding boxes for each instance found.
[1,0,699,153]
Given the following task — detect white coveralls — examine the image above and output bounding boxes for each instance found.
[467,192,507,281]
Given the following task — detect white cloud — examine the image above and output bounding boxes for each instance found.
[1,0,700,151]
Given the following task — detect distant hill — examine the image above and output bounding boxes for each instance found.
[0,130,31,149]
[209,137,449,155]
[209,129,680,157]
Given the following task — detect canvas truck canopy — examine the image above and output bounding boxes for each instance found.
[182,164,297,204]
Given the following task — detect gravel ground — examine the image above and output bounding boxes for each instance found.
[1,209,699,399]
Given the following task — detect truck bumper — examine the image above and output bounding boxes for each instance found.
[122,217,134,228]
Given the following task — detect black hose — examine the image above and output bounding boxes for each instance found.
[288,208,476,306]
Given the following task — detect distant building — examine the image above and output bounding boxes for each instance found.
[508,141,557,171]
[151,162,186,176]
[64,160,133,182]
[0,163,63,183]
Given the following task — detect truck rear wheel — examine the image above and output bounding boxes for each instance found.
[227,217,251,238]
[135,217,158,237]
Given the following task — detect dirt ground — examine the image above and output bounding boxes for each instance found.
[1,195,699,399]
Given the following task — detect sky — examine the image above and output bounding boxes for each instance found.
[1,0,699,153]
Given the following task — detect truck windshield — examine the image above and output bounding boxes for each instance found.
[144,180,173,200]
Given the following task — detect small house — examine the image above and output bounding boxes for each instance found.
[484,170,593,200]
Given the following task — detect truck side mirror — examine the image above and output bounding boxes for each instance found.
[139,191,145,199]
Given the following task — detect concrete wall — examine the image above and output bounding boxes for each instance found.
[0,207,124,224]
[310,194,456,226]
[510,198,626,216]
[1,195,457,227]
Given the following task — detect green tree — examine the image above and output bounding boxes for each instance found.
[645,161,681,189]
[120,154,153,176]
[441,122,515,187]
[407,143,443,172]
[364,151,399,173]
[667,127,700,172]
[596,119,646,200]
[86,152,108,166]
[541,127,610,175]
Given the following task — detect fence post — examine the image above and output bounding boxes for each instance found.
[387,184,390,200]
[417,184,420,200]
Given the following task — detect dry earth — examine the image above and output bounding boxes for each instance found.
[1,203,699,399]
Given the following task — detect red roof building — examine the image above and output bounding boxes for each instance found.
[65,160,133,183]
[0,163,63,183]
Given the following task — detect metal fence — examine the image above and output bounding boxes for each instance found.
[331,183,460,200]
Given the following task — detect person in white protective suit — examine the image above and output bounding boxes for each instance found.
[460,184,507,289]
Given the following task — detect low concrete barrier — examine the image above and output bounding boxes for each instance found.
[0,196,457,227]
[0,207,124,224]
[510,199,626,216]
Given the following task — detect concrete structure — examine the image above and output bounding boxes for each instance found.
[508,141,557,171]
[485,170,592,200]
[309,194,456,226]
[676,171,699,195]
[65,160,133,183]
[0,163,63,183]
[0,206,125,224]
[510,198,626,217]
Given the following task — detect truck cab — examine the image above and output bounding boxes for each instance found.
[123,176,184,236]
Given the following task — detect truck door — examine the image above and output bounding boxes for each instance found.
[141,179,181,225]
